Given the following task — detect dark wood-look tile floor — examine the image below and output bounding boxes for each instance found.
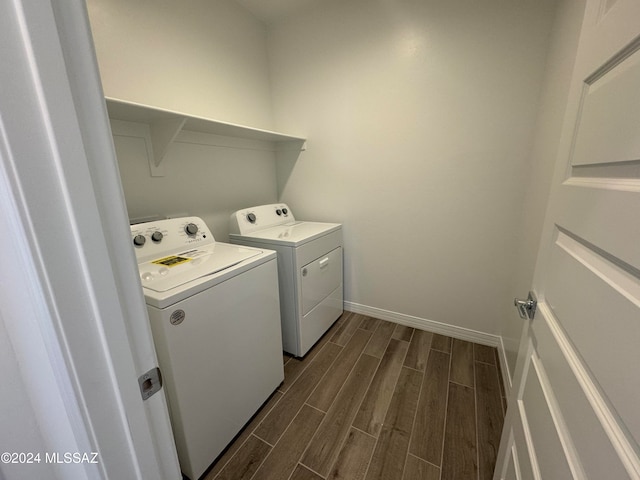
[202,311,506,480]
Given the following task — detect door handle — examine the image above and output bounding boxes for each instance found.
[514,291,537,320]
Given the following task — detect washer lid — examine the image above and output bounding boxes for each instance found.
[230,221,341,247]
[137,243,262,292]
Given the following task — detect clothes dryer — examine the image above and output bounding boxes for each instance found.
[131,216,283,480]
[229,204,343,357]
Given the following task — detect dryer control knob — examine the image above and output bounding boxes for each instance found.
[133,235,146,246]
[276,209,282,216]
[151,231,163,242]
[247,213,257,223]
[185,223,198,235]
[282,208,288,215]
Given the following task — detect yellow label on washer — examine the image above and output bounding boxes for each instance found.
[152,255,191,267]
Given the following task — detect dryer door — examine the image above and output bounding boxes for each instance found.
[300,246,342,316]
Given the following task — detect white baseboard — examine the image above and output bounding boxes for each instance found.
[344,301,512,397]
[345,301,500,346]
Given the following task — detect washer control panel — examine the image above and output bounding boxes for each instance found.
[229,204,295,235]
[130,216,214,263]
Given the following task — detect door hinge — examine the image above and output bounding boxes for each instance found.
[138,367,163,401]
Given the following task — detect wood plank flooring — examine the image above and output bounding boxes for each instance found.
[201,311,506,480]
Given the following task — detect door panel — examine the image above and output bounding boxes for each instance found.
[495,0,640,478]
[546,232,640,443]
[507,341,539,480]
[511,415,535,480]
[522,352,576,479]
[504,441,524,480]
[301,246,342,316]
[531,306,631,479]
[571,45,640,167]
[554,186,640,267]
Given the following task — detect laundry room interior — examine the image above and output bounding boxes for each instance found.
[86,0,586,477]
[89,0,583,372]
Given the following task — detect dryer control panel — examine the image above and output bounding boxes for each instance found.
[230,203,295,235]
[130,216,214,263]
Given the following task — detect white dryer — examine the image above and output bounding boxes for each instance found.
[130,216,283,480]
[229,204,343,357]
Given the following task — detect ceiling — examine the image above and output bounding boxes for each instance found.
[233,0,325,24]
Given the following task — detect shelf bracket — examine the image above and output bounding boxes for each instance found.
[149,116,187,168]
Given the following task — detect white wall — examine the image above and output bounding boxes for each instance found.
[268,0,557,335]
[87,0,274,129]
[111,123,280,239]
[500,0,585,375]
[87,0,280,238]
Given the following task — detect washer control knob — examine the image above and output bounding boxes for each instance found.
[151,231,163,242]
[133,235,146,246]
[276,209,282,216]
[282,208,288,215]
[247,213,257,224]
[185,223,198,235]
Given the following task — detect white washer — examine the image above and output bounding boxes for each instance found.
[229,204,343,357]
[130,216,283,480]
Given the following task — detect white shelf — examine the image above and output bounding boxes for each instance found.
[105,98,306,169]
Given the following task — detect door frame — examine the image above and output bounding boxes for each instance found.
[0,0,179,478]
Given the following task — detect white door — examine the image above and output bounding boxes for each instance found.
[494,0,640,478]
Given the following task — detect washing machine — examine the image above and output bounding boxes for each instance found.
[229,204,343,357]
[130,216,283,480]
